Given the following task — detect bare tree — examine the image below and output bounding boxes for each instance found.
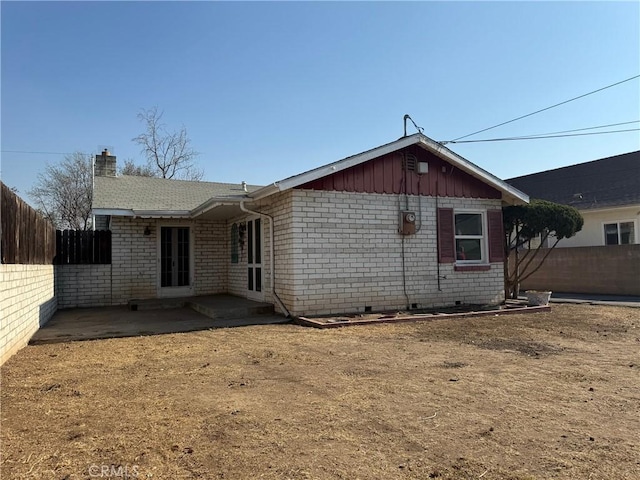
[28,152,93,230]
[118,158,157,177]
[132,107,203,181]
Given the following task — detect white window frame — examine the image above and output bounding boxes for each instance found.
[602,220,637,246]
[454,209,487,264]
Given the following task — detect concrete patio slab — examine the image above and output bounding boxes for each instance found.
[29,305,288,345]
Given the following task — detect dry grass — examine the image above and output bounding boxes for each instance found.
[1,304,639,479]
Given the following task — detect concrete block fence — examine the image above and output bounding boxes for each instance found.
[0,264,57,365]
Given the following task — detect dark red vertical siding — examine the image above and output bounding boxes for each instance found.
[298,146,501,199]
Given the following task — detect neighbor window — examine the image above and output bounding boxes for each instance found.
[604,221,635,245]
[455,212,484,262]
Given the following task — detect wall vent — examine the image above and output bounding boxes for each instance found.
[403,154,418,171]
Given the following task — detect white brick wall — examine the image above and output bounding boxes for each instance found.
[56,264,112,308]
[56,190,504,317]
[285,189,504,316]
[226,192,294,315]
[55,217,228,307]
[0,264,57,365]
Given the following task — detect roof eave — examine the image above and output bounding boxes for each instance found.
[190,198,246,218]
[416,137,529,205]
[248,135,422,200]
[92,208,194,218]
[248,133,529,205]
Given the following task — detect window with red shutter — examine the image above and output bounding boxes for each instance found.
[437,208,455,263]
[487,209,505,263]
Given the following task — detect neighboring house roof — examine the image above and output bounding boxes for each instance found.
[93,175,262,217]
[505,150,640,210]
[250,133,529,205]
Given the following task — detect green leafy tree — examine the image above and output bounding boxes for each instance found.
[503,199,583,299]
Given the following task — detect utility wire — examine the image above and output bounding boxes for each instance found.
[507,120,639,138]
[447,128,640,144]
[447,74,640,143]
[0,150,88,155]
[445,120,640,143]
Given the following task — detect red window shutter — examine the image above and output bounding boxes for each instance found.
[487,209,505,263]
[438,208,455,263]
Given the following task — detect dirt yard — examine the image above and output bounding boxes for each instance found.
[2,304,639,480]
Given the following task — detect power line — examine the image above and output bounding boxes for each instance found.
[447,74,640,143]
[447,127,640,144]
[445,120,640,144]
[513,120,639,138]
[1,150,89,155]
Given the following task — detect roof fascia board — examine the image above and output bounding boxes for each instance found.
[92,208,135,217]
[574,203,640,213]
[417,137,529,204]
[132,210,191,218]
[248,135,420,200]
[190,197,247,218]
[278,135,419,191]
[248,133,528,205]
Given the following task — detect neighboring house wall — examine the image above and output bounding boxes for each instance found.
[56,217,228,307]
[283,189,504,316]
[0,265,56,365]
[556,206,640,248]
[520,245,640,296]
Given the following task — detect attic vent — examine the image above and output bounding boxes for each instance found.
[403,154,418,171]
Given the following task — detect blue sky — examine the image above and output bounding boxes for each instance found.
[2,1,639,206]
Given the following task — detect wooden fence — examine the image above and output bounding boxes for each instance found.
[1,182,56,264]
[55,230,111,265]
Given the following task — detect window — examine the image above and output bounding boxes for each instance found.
[455,212,484,262]
[230,224,239,263]
[604,221,635,245]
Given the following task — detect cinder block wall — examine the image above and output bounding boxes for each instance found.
[520,244,640,295]
[286,190,504,316]
[56,264,112,308]
[0,265,56,365]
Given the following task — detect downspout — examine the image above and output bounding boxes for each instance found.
[239,200,291,318]
[435,180,441,291]
[91,152,96,231]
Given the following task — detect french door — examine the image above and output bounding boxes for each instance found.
[158,226,193,297]
[246,218,263,300]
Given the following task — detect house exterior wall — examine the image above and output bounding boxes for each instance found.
[226,191,294,315]
[283,189,504,316]
[0,264,56,365]
[55,217,227,307]
[556,205,640,247]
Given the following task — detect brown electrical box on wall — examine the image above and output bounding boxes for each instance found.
[399,211,416,235]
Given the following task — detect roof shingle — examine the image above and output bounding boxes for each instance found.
[506,151,640,210]
[93,175,263,212]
